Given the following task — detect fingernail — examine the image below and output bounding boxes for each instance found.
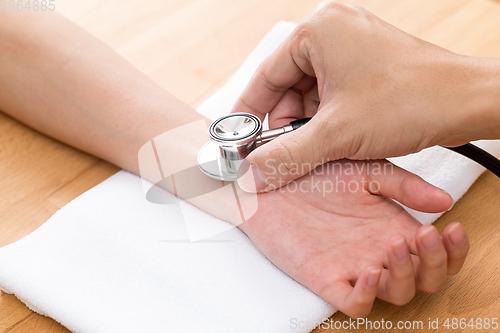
[440,189,454,211]
[391,236,408,261]
[237,163,270,193]
[448,222,466,247]
[419,226,440,250]
[367,269,381,287]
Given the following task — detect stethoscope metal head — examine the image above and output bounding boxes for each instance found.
[209,113,262,160]
[198,113,261,182]
[198,113,311,182]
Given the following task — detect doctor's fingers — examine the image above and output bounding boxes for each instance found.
[266,82,320,129]
[230,26,316,122]
[365,160,454,214]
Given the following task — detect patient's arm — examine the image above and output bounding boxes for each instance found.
[0,11,469,317]
[0,10,242,222]
[0,10,204,174]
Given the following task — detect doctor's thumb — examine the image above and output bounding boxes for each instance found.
[237,122,327,193]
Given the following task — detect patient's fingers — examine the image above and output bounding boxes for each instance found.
[377,235,416,305]
[414,225,448,293]
[442,222,469,275]
[366,160,453,213]
[321,266,381,318]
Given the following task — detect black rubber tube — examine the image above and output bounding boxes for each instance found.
[289,117,312,130]
[445,143,500,178]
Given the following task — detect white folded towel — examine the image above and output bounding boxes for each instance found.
[1,21,499,333]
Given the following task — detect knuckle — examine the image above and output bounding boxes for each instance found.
[455,239,470,257]
[447,265,462,276]
[320,0,346,11]
[345,4,364,11]
[448,245,469,262]
[295,20,312,36]
[255,64,285,94]
[391,268,413,281]
[427,282,445,293]
[311,1,349,21]
[392,298,409,306]
[463,240,470,253]
[425,251,447,269]
[419,278,446,293]
[313,1,367,18]
[308,1,374,35]
[391,291,415,306]
[346,303,371,319]
[350,293,374,312]
[292,23,313,54]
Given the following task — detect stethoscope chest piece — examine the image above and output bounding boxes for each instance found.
[198,113,311,181]
[198,113,262,182]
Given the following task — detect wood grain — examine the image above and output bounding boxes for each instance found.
[1,0,500,332]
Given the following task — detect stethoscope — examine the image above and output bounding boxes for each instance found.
[198,113,500,182]
[197,113,310,181]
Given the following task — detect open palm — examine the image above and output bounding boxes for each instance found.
[239,159,469,318]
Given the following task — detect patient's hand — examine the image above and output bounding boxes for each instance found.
[238,159,469,318]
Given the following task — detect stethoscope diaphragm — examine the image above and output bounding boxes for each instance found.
[198,113,311,181]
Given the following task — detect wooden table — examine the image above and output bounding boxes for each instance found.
[1,0,500,331]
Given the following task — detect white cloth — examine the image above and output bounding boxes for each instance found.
[0,21,499,333]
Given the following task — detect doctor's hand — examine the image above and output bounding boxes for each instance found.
[232,1,500,193]
[239,159,468,318]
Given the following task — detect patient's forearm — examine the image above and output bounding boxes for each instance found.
[0,11,247,224]
[0,11,203,174]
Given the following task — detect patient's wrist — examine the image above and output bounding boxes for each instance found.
[137,117,257,227]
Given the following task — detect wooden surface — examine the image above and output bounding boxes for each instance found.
[1,0,500,331]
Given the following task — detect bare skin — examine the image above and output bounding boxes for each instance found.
[242,159,468,317]
[232,2,500,193]
[0,10,469,318]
